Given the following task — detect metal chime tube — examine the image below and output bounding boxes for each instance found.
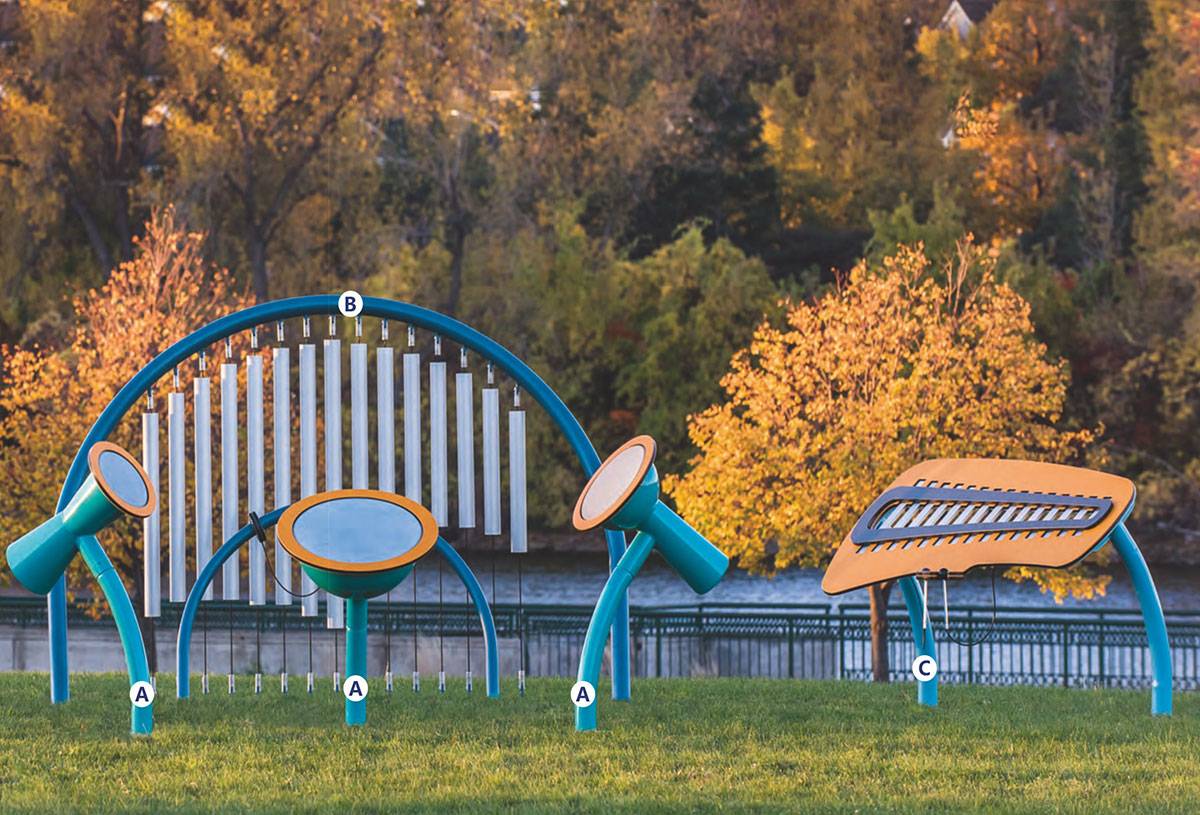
[247,351,266,606]
[509,390,527,554]
[403,344,422,502]
[273,344,293,604]
[221,360,240,600]
[194,372,213,601]
[298,341,319,617]
[377,345,395,492]
[404,329,421,692]
[377,330,396,692]
[141,407,161,617]
[455,360,475,529]
[351,342,369,489]
[430,346,448,526]
[168,389,186,602]
[324,331,344,629]
[482,382,501,536]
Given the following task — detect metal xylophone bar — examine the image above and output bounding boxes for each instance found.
[140,313,529,693]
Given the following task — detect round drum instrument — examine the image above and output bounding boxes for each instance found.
[276,489,439,726]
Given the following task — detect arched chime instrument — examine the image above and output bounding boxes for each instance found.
[138,313,529,696]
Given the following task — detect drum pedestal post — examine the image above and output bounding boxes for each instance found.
[345,596,368,726]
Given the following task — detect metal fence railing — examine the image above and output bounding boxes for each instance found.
[2,597,1196,691]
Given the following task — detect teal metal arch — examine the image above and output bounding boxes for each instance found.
[48,295,632,707]
[175,511,501,699]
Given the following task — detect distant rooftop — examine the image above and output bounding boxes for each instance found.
[940,0,998,38]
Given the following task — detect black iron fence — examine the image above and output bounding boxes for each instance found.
[2,597,1196,690]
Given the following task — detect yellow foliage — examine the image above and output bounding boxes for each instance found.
[666,239,1108,601]
[953,94,1069,235]
[0,208,253,609]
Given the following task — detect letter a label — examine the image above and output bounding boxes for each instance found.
[343,674,368,701]
[129,680,155,708]
[570,680,595,708]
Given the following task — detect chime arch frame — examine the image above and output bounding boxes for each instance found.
[173,507,502,698]
[46,294,633,705]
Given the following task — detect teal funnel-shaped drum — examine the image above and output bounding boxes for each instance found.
[6,442,157,594]
[572,435,729,732]
[572,436,728,593]
[276,489,439,600]
[276,489,439,727]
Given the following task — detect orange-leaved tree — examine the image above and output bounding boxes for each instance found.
[666,238,1105,681]
[0,206,252,669]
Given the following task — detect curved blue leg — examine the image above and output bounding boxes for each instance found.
[176,513,502,700]
[435,538,500,698]
[576,531,656,732]
[1110,523,1172,715]
[899,576,938,707]
[77,536,152,735]
[605,528,631,701]
[176,508,285,698]
[49,576,69,703]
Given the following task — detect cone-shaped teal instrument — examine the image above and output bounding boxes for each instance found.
[276,489,439,726]
[571,435,729,731]
[4,441,156,735]
[7,442,156,594]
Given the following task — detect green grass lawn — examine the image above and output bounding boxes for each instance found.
[0,674,1198,814]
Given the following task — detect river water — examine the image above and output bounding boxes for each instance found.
[405,551,1200,613]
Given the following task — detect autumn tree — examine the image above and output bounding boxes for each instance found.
[160,0,391,299]
[0,0,152,293]
[667,239,1102,681]
[1094,0,1200,561]
[753,0,946,237]
[0,207,253,669]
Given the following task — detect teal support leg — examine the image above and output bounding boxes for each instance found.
[899,576,938,707]
[49,576,69,704]
[435,538,500,698]
[575,531,656,732]
[1110,523,1173,715]
[345,596,368,726]
[77,536,153,735]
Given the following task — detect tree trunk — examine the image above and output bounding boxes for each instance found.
[444,211,467,318]
[69,193,114,276]
[113,182,134,264]
[248,229,269,301]
[869,581,893,683]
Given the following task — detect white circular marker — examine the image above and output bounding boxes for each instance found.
[342,674,369,701]
[912,655,938,682]
[570,680,596,708]
[129,680,155,708]
[338,290,364,317]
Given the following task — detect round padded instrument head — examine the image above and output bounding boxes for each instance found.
[87,441,156,518]
[278,490,438,574]
[572,435,657,532]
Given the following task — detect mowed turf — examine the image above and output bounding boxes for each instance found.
[0,673,1198,814]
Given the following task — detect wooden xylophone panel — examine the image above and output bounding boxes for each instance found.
[821,458,1135,595]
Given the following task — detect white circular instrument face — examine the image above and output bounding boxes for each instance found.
[98,449,149,508]
[277,490,438,574]
[580,444,648,521]
[87,441,155,517]
[572,435,656,531]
